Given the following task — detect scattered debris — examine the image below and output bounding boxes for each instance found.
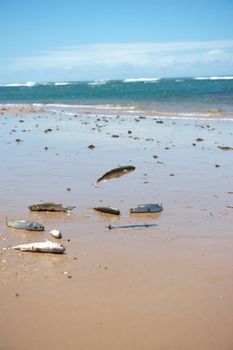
[88,144,95,149]
[107,223,158,230]
[29,202,75,213]
[94,206,120,215]
[96,165,136,184]
[129,203,163,213]
[44,128,53,133]
[6,219,45,231]
[9,241,65,254]
[50,229,62,238]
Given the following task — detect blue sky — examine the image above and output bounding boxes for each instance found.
[1,0,233,82]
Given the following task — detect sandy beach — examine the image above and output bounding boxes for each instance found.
[0,106,233,350]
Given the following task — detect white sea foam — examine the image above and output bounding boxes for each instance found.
[88,80,107,86]
[53,81,82,86]
[54,82,71,86]
[194,76,233,80]
[123,78,160,83]
[40,103,136,110]
[0,81,38,87]
[0,81,72,87]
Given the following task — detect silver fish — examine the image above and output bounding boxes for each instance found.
[129,203,163,213]
[94,206,120,215]
[96,165,135,184]
[29,202,75,213]
[10,241,65,254]
[6,219,45,231]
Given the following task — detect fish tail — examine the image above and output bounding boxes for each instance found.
[9,245,20,250]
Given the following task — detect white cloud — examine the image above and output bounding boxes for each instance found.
[8,40,233,79]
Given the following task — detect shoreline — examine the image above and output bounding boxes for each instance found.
[1,102,233,121]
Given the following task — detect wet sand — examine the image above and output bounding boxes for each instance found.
[0,108,233,350]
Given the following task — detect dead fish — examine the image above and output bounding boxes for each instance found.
[94,206,120,215]
[6,219,45,231]
[129,203,163,213]
[218,146,233,151]
[96,165,135,184]
[10,241,65,254]
[28,202,75,213]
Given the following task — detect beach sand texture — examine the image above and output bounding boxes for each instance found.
[0,108,233,350]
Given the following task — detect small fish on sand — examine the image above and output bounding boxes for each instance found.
[129,203,163,213]
[10,241,65,254]
[6,219,45,231]
[96,165,136,184]
[28,202,75,213]
[218,146,233,151]
[94,206,120,215]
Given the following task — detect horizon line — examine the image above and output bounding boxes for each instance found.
[1,75,233,85]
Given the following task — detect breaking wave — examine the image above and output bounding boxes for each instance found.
[54,82,71,86]
[123,78,160,83]
[194,76,233,80]
[0,81,38,87]
[88,80,107,86]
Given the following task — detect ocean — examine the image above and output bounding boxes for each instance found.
[1,77,233,119]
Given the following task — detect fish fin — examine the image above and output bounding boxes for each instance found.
[66,206,75,212]
[20,247,28,251]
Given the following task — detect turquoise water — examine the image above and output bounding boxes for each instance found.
[1,77,233,118]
